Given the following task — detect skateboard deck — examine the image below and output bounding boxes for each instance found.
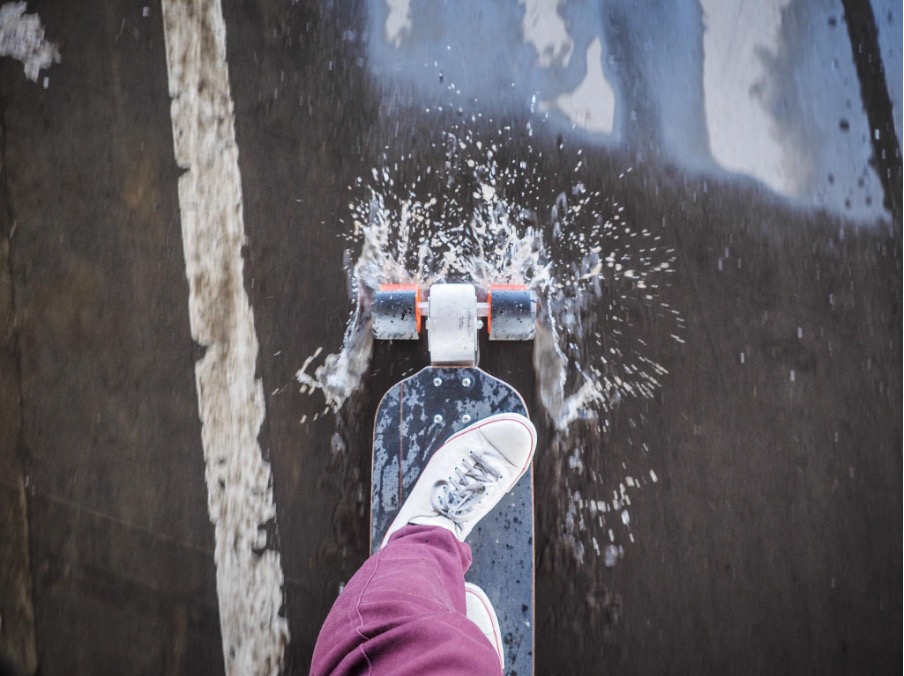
[371,365,535,675]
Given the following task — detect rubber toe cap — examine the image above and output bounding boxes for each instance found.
[479,416,536,466]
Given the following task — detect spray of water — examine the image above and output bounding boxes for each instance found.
[297,125,682,561]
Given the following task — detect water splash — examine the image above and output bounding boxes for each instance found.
[297,125,682,561]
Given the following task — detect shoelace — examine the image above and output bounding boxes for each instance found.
[431,451,503,529]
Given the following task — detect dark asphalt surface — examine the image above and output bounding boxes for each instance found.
[0,1,901,675]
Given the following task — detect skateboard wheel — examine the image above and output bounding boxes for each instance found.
[372,285,421,340]
[488,285,536,340]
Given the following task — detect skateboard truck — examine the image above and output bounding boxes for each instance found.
[371,283,537,366]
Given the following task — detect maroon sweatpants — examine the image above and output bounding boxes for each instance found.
[310,524,502,675]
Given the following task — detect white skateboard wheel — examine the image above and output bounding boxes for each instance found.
[372,285,421,340]
[488,286,536,340]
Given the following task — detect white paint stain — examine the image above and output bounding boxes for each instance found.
[543,37,615,134]
[0,1,60,82]
[519,0,573,67]
[385,0,412,47]
[161,1,289,673]
[701,0,802,194]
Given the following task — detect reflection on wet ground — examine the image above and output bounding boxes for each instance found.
[367,0,899,222]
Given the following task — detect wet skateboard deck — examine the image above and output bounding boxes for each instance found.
[371,365,534,675]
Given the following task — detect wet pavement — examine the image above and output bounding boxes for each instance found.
[0,1,900,674]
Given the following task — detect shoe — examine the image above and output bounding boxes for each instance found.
[381,412,537,546]
[465,582,504,671]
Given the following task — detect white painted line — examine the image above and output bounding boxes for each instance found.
[160,1,289,674]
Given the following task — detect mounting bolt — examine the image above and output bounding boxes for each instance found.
[433,377,443,386]
[461,414,472,423]
[433,414,443,424]
[462,377,472,387]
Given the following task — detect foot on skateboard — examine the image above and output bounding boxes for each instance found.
[381,413,537,547]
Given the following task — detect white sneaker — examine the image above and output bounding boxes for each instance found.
[381,412,537,546]
[465,582,505,672]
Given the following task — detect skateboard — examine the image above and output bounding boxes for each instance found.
[369,283,536,675]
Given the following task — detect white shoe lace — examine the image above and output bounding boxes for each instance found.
[431,451,504,530]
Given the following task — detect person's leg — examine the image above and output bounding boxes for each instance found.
[311,412,536,675]
[310,524,501,675]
